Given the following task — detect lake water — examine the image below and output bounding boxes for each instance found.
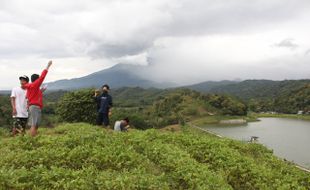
[202,118,310,169]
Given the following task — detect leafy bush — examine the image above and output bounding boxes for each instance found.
[0,95,11,128]
[205,94,247,116]
[56,89,97,124]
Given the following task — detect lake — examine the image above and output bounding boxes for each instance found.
[202,118,310,169]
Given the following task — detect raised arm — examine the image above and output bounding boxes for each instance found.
[46,60,52,70]
[31,61,53,89]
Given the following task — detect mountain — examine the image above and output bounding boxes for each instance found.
[184,80,239,92]
[46,63,310,100]
[46,64,175,90]
[184,79,310,101]
[0,91,10,95]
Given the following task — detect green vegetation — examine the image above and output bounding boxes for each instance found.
[248,84,310,114]
[209,79,310,101]
[191,115,258,126]
[251,113,310,121]
[0,123,309,189]
[202,80,310,114]
[0,86,309,189]
[56,88,247,129]
[0,95,11,128]
[56,89,97,124]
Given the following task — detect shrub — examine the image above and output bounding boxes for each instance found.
[56,89,97,124]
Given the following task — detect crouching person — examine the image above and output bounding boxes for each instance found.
[114,118,130,132]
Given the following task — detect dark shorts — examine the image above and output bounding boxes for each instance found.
[13,118,28,134]
[96,113,109,126]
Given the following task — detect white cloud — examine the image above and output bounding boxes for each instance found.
[0,0,310,89]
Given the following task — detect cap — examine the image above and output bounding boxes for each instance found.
[19,75,29,82]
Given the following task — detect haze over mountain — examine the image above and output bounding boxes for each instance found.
[45,63,310,102]
[46,64,176,90]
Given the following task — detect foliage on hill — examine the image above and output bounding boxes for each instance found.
[208,79,310,101]
[0,95,11,128]
[249,84,310,113]
[110,87,168,107]
[0,123,309,190]
[56,88,247,129]
[147,89,247,126]
[273,84,310,113]
[56,89,97,124]
[190,79,310,114]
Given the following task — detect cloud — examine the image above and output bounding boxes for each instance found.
[1,0,308,59]
[0,0,310,89]
[274,38,299,50]
[135,35,310,85]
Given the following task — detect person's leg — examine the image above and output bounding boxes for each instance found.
[20,118,28,135]
[12,118,18,136]
[96,112,104,126]
[102,114,110,128]
[13,118,26,136]
[29,106,41,137]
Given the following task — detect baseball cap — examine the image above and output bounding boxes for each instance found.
[19,75,29,82]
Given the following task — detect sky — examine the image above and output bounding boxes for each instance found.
[0,0,310,89]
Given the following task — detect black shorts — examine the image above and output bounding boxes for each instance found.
[96,113,109,126]
[13,117,28,133]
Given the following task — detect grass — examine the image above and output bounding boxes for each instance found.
[251,113,310,121]
[191,115,258,126]
[0,123,309,190]
[192,113,310,127]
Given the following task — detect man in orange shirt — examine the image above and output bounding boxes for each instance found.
[24,61,52,137]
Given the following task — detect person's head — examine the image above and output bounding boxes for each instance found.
[19,75,29,87]
[122,117,130,126]
[31,74,40,83]
[102,84,110,93]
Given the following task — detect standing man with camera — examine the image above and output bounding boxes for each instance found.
[94,84,113,127]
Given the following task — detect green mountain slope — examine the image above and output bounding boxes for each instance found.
[208,79,310,101]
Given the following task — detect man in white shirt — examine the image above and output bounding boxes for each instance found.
[114,117,130,132]
[10,75,29,135]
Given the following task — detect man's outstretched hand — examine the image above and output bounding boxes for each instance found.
[94,89,100,97]
[47,60,53,70]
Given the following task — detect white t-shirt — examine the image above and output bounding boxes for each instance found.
[11,87,28,118]
[114,121,122,131]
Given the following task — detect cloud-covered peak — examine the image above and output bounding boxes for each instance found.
[0,0,310,89]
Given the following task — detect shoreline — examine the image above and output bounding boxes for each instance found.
[189,123,310,173]
[250,113,310,121]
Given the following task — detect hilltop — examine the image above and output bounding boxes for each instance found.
[0,123,309,189]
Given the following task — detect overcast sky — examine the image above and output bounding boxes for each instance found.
[0,0,310,89]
